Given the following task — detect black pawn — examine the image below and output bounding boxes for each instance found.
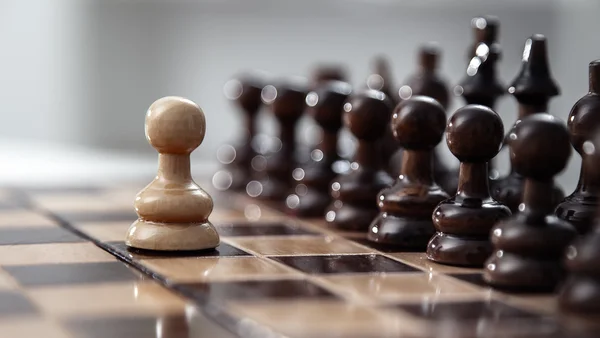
[492,35,563,213]
[484,114,576,291]
[368,96,449,249]
[286,80,351,217]
[427,105,511,266]
[455,16,504,109]
[555,60,600,234]
[325,90,394,230]
[391,44,457,195]
[559,122,600,313]
[249,79,308,200]
[218,73,265,191]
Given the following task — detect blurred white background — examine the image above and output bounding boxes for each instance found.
[0,0,599,189]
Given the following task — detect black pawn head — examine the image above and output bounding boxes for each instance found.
[447,105,504,163]
[568,60,600,155]
[391,96,446,151]
[225,71,268,115]
[508,34,560,105]
[419,43,440,72]
[472,16,499,45]
[343,89,393,142]
[509,114,571,181]
[262,77,309,121]
[306,80,352,132]
[310,65,347,88]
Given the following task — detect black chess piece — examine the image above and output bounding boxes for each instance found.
[427,105,511,267]
[455,16,504,109]
[390,43,457,195]
[555,60,600,234]
[249,79,308,201]
[491,35,563,213]
[310,64,347,88]
[215,72,265,191]
[559,124,600,313]
[367,55,398,105]
[286,80,351,217]
[483,114,576,292]
[367,96,449,249]
[325,89,394,231]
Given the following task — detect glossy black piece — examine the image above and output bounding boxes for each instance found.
[251,79,308,201]
[222,73,266,191]
[325,90,394,230]
[555,60,600,234]
[455,16,504,109]
[368,96,449,249]
[492,35,563,213]
[4,261,140,287]
[286,81,351,217]
[0,227,84,246]
[390,44,457,195]
[484,114,576,291]
[270,254,419,274]
[427,105,511,267]
[559,103,600,312]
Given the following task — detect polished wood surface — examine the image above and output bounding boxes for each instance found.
[555,60,600,234]
[368,96,449,249]
[126,96,220,251]
[484,114,576,291]
[427,105,511,267]
[325,89,394,230]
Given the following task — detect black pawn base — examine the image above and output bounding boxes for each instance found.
[555,193,597,234]
[253,178,289,201]
[483,252,562,293]
[559,275,600,313]
[426,233,492,267]
[367,214,435,250]
[325,203,378,232]
[287,190,329,218]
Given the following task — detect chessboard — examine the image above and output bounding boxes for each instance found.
[0,180,597,338]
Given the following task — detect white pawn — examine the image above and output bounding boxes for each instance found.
[126,96,220,251]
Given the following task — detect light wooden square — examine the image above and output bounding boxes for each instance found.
[141,257,299,283]
[27,281,189,317]
[227,236,371,256]
[0,243,115,266]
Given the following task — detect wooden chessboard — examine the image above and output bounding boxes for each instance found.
[0,180,598,338]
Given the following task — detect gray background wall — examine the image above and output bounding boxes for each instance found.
[0,0,599,191]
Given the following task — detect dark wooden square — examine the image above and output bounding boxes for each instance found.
[56,210,137,224]
[396,299,541,321]
[214,222,319,237]
[107,241,251,260]
[177,279,337,302]
[270,254,420,274]
[0,291,38,317]
[0,227,84,246]
[4,261,139,287]
[449,273,488,288]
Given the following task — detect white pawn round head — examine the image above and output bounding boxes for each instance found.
[145,96,206,154]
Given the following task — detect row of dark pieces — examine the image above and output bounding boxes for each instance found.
[218,53,600,316]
